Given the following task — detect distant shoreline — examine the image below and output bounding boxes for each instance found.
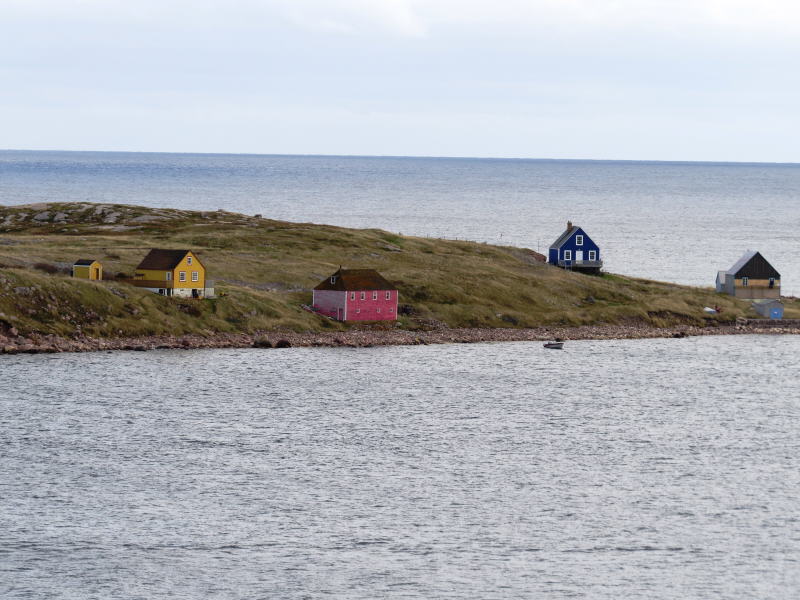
[2,148,799,167]
[2,321,799,355]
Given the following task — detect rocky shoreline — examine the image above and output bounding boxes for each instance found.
[2,321,800,354]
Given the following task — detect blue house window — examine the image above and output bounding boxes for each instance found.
[576,235,584,246]
[563,250,572,260]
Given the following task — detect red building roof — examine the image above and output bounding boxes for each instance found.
[314,268,397,291]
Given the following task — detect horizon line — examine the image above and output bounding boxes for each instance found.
[1,147,799,167]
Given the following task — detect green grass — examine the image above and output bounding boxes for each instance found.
[1,201,796,338]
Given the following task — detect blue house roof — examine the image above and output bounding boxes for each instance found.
[550,222,595,249]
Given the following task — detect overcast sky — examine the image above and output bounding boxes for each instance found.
[2,0,800,161]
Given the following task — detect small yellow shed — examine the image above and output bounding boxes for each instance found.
[73,259,103,280]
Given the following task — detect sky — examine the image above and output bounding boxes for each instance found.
[2,0,800,161]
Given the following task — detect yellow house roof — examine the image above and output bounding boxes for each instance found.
[136,249,203,270]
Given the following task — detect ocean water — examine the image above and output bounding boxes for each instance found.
[2,336,799,599]
[1,150,799,294]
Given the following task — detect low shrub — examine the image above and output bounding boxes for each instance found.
[33,262,60,274]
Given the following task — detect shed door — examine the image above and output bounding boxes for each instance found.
[575,250,584,262]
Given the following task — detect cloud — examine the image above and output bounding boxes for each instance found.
[5,0,800,38]
[271,0,427,37]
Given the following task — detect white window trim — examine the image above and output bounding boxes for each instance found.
[563,250,572,260]
[385,291,391,300]
[187,256,193,265]
[356,308,361,314]
[372,291,377,300]
[192,271,199,282]
[166,272,172,281]
[588,250,596,260]
[576,235,584,246]
[350,292,355,300]
[360,291,366,300]
[179,271,186,282]
[742,277,749,286]
[377,308,381,313]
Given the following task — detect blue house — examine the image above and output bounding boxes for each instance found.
[548,221,603,274]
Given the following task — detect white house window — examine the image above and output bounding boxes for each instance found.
[576,235,584,246]
[187,256,193,265]
[563,250,572,260]
[179,271,186,282]
[166,272,171,281]
[360,291,366,300]
[192,271,199,282]
[588,250,596,261]
[372,291,378,300]
[741,277,749,286]
[356,308,361,314]
[330,276,337,284]
[350,292,355,300]
[385,291,391,300]
[377,308,381,313]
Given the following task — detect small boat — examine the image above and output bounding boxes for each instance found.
[543,341,564,349]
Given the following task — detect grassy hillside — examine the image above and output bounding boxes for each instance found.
[0,201,794,339]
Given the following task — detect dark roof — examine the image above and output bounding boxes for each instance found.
[135,249,199,271]
[314,269,397,291]
[726,250,780,279]
[550,224,585,249]
[73,259,98,266]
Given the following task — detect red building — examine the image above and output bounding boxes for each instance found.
[312,268,398,321]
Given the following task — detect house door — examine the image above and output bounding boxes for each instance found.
[575,250,584,263]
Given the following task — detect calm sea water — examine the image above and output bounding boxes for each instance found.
[2,336,800,599]
[1,150,799,294]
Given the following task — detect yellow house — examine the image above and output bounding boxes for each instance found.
[72,259,102,280]
[131,249,208,298]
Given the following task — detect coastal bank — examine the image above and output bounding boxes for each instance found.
[3,320,800,354]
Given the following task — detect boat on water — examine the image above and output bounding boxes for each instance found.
[543,341,564,349]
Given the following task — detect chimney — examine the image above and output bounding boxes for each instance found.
[567,220,573,231]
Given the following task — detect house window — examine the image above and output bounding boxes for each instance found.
[179,271,186,282]
[588,250,596,261]
[377,308,381,313]
[360,292,365,300]
[741,277,749,287]
[350,292,355,300]
[769,278,775,288]
[187,256,193,266]
[385,291,391,300]
[563,250,572,261]
[389,307,394,313]
[192,271,199,282]
[372,291,378,300]
[356,308,361,314]
[576,235,584,246]
[166,272,171,281]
